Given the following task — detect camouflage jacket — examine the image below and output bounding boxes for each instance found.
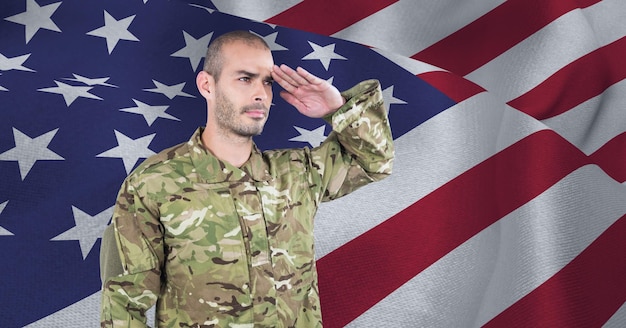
[100,79,394,328]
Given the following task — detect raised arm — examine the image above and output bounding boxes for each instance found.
[272,63,393,199]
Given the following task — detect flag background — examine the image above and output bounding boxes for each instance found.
[0,0,625,327]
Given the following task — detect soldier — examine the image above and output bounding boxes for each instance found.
[100,30,394,327]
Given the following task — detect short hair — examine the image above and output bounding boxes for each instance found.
[203,30,270,82]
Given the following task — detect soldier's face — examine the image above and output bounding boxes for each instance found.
[213,41,274,137]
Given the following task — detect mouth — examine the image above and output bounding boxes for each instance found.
[242,105,268,119]
[244,109,266,118]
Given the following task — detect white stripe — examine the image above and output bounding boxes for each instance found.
[584,0,626,46]
[315,91,547,258]
[346,165,626,327]
[542,78,626,155]
[332,0,505,57]
[210,0,303,22]
[604,302,626,328]
[466,0,626,102]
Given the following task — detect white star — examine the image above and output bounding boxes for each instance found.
[0,201,14,236]
[97,130,156,174]
[4,0,62,44]
[0,128,64,180]
[87,10,139,54]
[251,31,288,51]
[289,125,327,147]
[0,85,7,92]
[381,85,407,109]
[143,80,195,99]
[189,3,215,13]
[171,31,213,71]
[0,53,35,72]
[51,205,114,260]
[64,73,118,87]
[38,80,103,106]
[119,99,180,126]
[302,41,347,71]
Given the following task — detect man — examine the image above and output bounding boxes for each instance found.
[100,30,394,327]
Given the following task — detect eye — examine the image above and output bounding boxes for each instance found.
[264,79,274,86]
[239,77,251,82]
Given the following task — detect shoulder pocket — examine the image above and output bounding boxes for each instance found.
[115,220,159,274]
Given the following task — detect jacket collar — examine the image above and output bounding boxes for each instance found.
[187,127,271,184]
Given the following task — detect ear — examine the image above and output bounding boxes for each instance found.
[196,71,215,100]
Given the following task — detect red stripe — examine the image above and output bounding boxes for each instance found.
[417,71,485,103]
[508,36,626,120]
[590,132,626,183]
[484,215,626,327]
[412,0,601,76]
[265,0,398,37]
[317,130,590,327]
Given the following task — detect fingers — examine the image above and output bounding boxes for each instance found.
[279,90,304,111]
[295,66,322,85]
[272,64,323,91]
[271,65,297,93]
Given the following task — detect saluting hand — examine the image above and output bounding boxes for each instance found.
[271,64,345,118]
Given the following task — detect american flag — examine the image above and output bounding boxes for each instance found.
[0,0,624,327]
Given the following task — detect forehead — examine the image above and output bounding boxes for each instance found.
[220,40,274,73]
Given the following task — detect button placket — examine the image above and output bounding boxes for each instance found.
[233,180,278,323]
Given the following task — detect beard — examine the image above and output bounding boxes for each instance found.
[214,89,268,138]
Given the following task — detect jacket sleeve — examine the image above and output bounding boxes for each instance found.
[310,79,394,202]
[100,177,164,328]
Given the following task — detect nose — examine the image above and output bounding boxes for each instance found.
[253,81,270,102]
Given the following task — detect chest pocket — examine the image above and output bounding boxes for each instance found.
[159,183,250,289]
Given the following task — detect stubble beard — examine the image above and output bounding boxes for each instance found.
[214,89,268,138]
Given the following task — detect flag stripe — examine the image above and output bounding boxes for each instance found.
[209,0,302,22]
[469,165,626,327]
[265,0,398,36]
[417,71,485,103]
[590,132,626,183]
[465,0,626,102]
[605,302,626,327]
[508,36,626,120]
[463,7,596,102]
[541,79,626,155]
[484,215,626,328]
[318,130,589,327]
[331,0,505,58]
[411,0,601,76]
[345,165,626,327]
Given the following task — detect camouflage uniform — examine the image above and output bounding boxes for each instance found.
[100,79,394,327]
